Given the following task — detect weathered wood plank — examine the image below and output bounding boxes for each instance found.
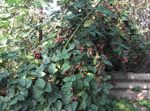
[112,73,150,81]
[112,82,150,90]
[110,90,150,100]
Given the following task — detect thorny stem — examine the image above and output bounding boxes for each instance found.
[63,1,101,50]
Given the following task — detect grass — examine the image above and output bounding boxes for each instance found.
[138,99,150,110]
[112,99,140,111]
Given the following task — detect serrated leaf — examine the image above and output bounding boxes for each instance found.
[48,95,58,106]
[18,79,26,87]
[9,98,18,105]
[62,93,72,105]
[61,62,70,73]
[83,80,89,87]
[44,83,52,93]
[96,6,113,16]
[26,79,32,88]
[79,98,86,110]
[35,78,46,89]
[101,55,113,66]
[76,79,83,89]
[50,107,57,111]
[19,89,28,97]
[33,86,44,99]
[63,75,76,82]
[36,64,46,77]
[37,64,44,72]
[62,82,73,92]
[67,44,76,51]
[42,55,50,64]
[0,69,10,81]
[54,100,62,111]
[71,101,78,111]
[28,64,36,70]
[90,104,98,111]
[48,63,58,74]
[52,50,71,61]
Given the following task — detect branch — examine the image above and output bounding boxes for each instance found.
[63,1,101,49]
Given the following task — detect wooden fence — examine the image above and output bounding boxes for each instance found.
[110,72,150,100]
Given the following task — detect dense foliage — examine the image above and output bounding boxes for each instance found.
[115,0,150,39]
[112,99,139,111]
[138,99,150,110]
[0,0,146,111]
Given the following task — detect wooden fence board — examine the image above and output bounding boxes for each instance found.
[110,89,150,100]
[112,73,150,81]
[110,72,150,101]
[112,82,150,90]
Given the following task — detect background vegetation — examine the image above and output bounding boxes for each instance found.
[0,0,149,111]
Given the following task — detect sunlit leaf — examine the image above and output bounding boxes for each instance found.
[35,78,46,89]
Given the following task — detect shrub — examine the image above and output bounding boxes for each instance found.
[0,0,146,110]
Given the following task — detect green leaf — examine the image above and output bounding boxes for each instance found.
[44,83,52,93]
[103,83,113,89]
[43,55,50,64]
[65,12,81,20]
[18,79,26,87]
[48,33,56,38]
[101,55,112,66]
[35,78,46,89]
[108,0,114,4]
[6,0,21,4]
[36,64,46,77]
[79,98,86,110]
[99,95,107,105]
[67,44,76,51]
[33,86,44,100]
[83,80,89,87]
[48,94,58,106]
[28,64,36,70]
[75,79,83,89]
[90,104,98,111]
[26,79,32,88]
[9,97,18,105]
[103,75,111,81]
[62,82,73,91]
[71,101,78,111]
[54,100,62,111]
[18,64,28,72]
[102,83,113,94]
[96,6,113,16]
[50,107,57,111]
[61,62,70,73]
[63,75,76,82]
[19,89,28,97]
[37,64,44,72]
[52,50,71,61]
[0,69,10,81]
[0,21,9,28]
[62,93,72,105]
[48,63,58,74]
[84,20,93,27]
[0,13,11,19]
